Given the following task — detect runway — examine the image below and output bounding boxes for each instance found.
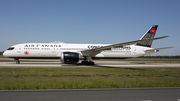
[0,88,180,101]
[0,61,180,68]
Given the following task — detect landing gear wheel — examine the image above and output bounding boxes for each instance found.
[81,61,94,65]
[14,58,20,64]
[16,61,20,64]
[90,62,94,65]
[81,61,88,65]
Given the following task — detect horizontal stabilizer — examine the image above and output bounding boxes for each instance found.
[144,47,175,52]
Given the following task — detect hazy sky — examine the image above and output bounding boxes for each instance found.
[0,0,180,55]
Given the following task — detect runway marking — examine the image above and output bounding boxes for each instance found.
[139,100,151,101]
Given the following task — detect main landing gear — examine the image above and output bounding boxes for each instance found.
[81,61,94,65]
[14,58,20,64]
[81,56,95,65]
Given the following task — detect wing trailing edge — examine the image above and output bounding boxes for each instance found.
[81,35,170,56]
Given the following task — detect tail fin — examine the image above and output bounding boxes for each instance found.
[136,25,158,47]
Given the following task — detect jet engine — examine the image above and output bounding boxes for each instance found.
[60,52,80,63]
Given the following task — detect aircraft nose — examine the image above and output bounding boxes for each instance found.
[3,51,8,57]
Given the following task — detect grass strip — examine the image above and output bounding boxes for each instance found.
[0,68,180,90]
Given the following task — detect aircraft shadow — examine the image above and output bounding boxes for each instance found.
[8,62,146,70]
[63,63,146,70]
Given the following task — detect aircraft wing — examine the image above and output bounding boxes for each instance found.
[80,35,169,56]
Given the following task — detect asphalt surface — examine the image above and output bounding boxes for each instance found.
[0,88,180,101]
[0,61,180,68]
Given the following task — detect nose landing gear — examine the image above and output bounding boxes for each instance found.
[14,58,20,64]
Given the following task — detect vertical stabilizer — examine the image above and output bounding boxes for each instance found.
[136,25,158,47]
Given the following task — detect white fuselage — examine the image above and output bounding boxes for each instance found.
[3,25,172,64]
[3,43,154,59]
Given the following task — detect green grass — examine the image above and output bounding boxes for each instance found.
[0,68,180,90]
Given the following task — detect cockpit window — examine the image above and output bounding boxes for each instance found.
[7,47,15,50]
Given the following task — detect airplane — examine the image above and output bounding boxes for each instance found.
[3,25,173,65]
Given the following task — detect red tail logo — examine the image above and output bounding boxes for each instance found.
[150,27,156,34]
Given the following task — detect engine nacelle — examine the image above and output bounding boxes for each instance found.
[60,52,80,64]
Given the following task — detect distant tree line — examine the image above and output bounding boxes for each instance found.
[139,56,180,59]
[0,52,4,55]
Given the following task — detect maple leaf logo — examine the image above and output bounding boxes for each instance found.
[24,51,29,55]
[150,27,156,34]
